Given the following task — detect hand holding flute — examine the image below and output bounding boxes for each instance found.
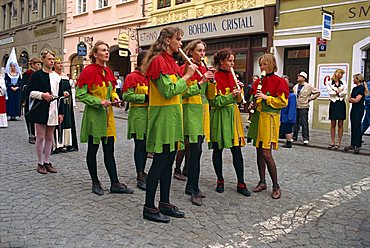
[230,67,246,104]
[178,48,203,78]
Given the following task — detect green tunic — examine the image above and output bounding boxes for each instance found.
[146,74,201,153]
[123,87,147,140]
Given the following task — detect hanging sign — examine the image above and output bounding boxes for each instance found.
[77,41,87,56]
[322,13,333,40]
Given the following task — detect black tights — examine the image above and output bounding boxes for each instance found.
[212,144,245,184]
[256,142,279,188]
[186,136,203,194]
[145,144,176,209]
[87,136,119,184]
[133,135,147,174]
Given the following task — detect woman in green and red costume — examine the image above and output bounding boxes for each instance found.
[179,39,216,206]
[210,48,251,197]
[247,53,289,199]
[76,40,133,196]
[122,51,148,191]
[141,27,204,223]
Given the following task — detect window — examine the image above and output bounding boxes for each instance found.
[158,0,170,9]
[51,0,56,15]
[118,0,127,3]
[12,1,17,18]
[33,0,38,11]
[28,0,31,22]
[2,5,6,29]
[175,0,191,4]
[42,0,46,18]
[20,0,25,24]
[97,0,108,9]
[77,0,87,14]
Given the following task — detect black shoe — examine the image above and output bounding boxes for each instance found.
[110,183,134,194]
[216,180,224,193]
[51,149,60,155]
[66,147,76,152]
[92,182,104,196]
[237,183,251,197]
[282,142,292,148]
[143,206,170,223]
[137,180,146,191]
[159,202,185,218]
[28,137,36,144]
[185,185,192,195]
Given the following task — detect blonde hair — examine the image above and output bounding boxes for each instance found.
[332,69,345,82]
[354,73,369,96]
[41,49,55,59]
[258,53,278,72]
[89,41,109,64]
[142,27,184,73]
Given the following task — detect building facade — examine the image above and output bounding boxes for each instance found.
[274,0,370,131]
[0,0,66,70]
[64,0,148,80]
[138,0,277,83]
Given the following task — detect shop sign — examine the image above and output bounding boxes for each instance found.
[137,9,264,46]
[118,32,129,49]
[0,37,14,45]
[77,41,87,56]
[317,63,349,99]
[319,44,327,52]
[322,13,333,40]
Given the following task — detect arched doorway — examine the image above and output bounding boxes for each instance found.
[2,54,9,68]
[69,54,84,80]
[19,51,29,70]
[109,45,131,78]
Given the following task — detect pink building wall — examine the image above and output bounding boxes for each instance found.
[64,0,148,78]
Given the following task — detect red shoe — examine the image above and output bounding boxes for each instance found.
[36,164,47,174]
[216,180,224,193]
[253,181,267,193]
[271,187,281,199]
[44,163,57,173]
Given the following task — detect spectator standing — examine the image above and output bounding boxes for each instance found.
[280,79,297,148]
[0,74,7,128]
[293,71,320,145]
[22,58,42,144]
[361,79,370,135]
[5,52,22,121]
[344,74,366,154]
[326,69,347,149]
[115,76,123,101]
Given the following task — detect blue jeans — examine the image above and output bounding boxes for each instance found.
[361,107,370,135]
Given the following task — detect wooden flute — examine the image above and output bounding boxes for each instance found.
[201,58,215,83]
[230,67,246,104]
[178,48,204,78]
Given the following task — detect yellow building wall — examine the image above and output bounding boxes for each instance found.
[148,0,276,25]
[275,0,370,131]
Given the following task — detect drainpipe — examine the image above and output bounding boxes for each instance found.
[274,0,280,25]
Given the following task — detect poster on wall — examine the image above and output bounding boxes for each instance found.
[317,64,349,99]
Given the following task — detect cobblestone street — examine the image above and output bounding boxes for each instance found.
[0,103,369,248]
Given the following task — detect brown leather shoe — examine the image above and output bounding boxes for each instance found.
[253,181,267,193]
[36,164,47,174]
[191,194,202,206]
[173,172,186,181]
[271,187,281,199]
[44,163,57,173]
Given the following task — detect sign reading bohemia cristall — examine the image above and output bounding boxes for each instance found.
[137,9,264,47]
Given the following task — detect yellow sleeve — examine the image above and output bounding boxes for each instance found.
[111,87,119,101]
[266,93,288,109]
[206,82,217,100]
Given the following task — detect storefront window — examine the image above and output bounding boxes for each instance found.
[70,55,84,80]
[176,0,191,4]
[158,0,170,9]
[287,48,309,59]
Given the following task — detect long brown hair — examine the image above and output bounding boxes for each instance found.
[213,48,235,70]
[89,40,109,64]
[141,27,184,73]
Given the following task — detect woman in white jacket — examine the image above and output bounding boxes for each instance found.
[327,69,347,149]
